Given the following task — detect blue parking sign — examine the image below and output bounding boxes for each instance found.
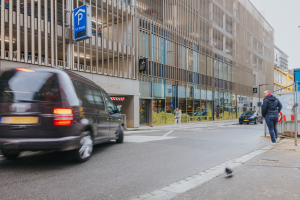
[74,4,92,41]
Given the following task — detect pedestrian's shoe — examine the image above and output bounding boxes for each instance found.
[276,137,280,143]
[272,142,277,145]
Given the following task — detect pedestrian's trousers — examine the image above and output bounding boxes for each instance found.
[175,118,181,126]
[265,114,278,143]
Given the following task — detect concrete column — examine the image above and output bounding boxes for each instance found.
[120,95,140,128]
[233,21,237,37]
[209,1,213,21]
[209,28,213,46]
[233,1,237,17]
[223,35,226,52]
[223,14,225,29]
[148,99,153,127]
[66,0,73,69]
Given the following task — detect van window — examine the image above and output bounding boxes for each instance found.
[72,80,104,109]
[0,70,60,103]
[103,93,116,112]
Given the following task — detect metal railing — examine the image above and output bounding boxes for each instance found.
[120,114,127,130]
[272,82,298,146]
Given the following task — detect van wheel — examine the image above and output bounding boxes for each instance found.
[74,132,93,163]
[254,119,257,124]
[116,126,124,143]
[1,149,20,160]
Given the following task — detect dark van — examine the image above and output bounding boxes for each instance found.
[0,67,124,162]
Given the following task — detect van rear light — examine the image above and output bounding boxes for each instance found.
[53,108,73,115]
[53,108,73,126]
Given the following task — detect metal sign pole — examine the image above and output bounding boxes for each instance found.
[295,82,298,146]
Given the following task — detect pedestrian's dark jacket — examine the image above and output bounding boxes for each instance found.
[262,94,282,117]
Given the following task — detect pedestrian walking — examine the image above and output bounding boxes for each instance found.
[174,107,182,128]
[262,90,282,144]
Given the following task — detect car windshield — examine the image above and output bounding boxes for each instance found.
[0,70,60,103]
[242,111,256,116]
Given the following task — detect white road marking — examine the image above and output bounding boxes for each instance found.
[124,130,161,134]
[132,139,289,200]
[125,136,176,143]
[163,130,174,137]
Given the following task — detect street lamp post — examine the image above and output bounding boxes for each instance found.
[258,84,269,112]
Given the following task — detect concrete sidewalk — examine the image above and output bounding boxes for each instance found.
[172,139,300,200]
[127,119,239,131]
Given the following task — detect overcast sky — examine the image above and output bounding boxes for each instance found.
[250,0,300,69]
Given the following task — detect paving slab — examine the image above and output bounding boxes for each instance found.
[171,139,300,200]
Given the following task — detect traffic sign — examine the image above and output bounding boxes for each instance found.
[278,112,283,123]
[74,4,92,41]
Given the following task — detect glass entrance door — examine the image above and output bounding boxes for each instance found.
[139,100,149,126]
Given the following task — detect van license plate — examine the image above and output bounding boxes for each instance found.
[0,117,39,124]
[244,120,249,121]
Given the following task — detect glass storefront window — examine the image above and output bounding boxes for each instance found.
[139,81,151,97]
[153,99,165,125]
[166,80,176,124]
[153,78,165,98]
[194,86,201,122]
[187,84,194,122]
[219,90,224,120]
[214,59,218,78]
[214,89,219,120]
[200,86,207,121]
[178,82,187,123]
[207,87,213,121]
[237,95,243,118]
[224,91,230,119]
[140,100,149,125]
[231,93,236,119]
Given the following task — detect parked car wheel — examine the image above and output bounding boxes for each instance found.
[260,120,263,124]
[1,149,20,159]
[74,132,93,163]
[239,123,243,125]
[116,126,124,143]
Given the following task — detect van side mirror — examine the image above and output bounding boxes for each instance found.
[117,105,122,113]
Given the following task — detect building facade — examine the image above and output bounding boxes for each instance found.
[0,0,274,127]
[274,46,292,92]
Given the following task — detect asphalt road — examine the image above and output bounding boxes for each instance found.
[0,124,270,200]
